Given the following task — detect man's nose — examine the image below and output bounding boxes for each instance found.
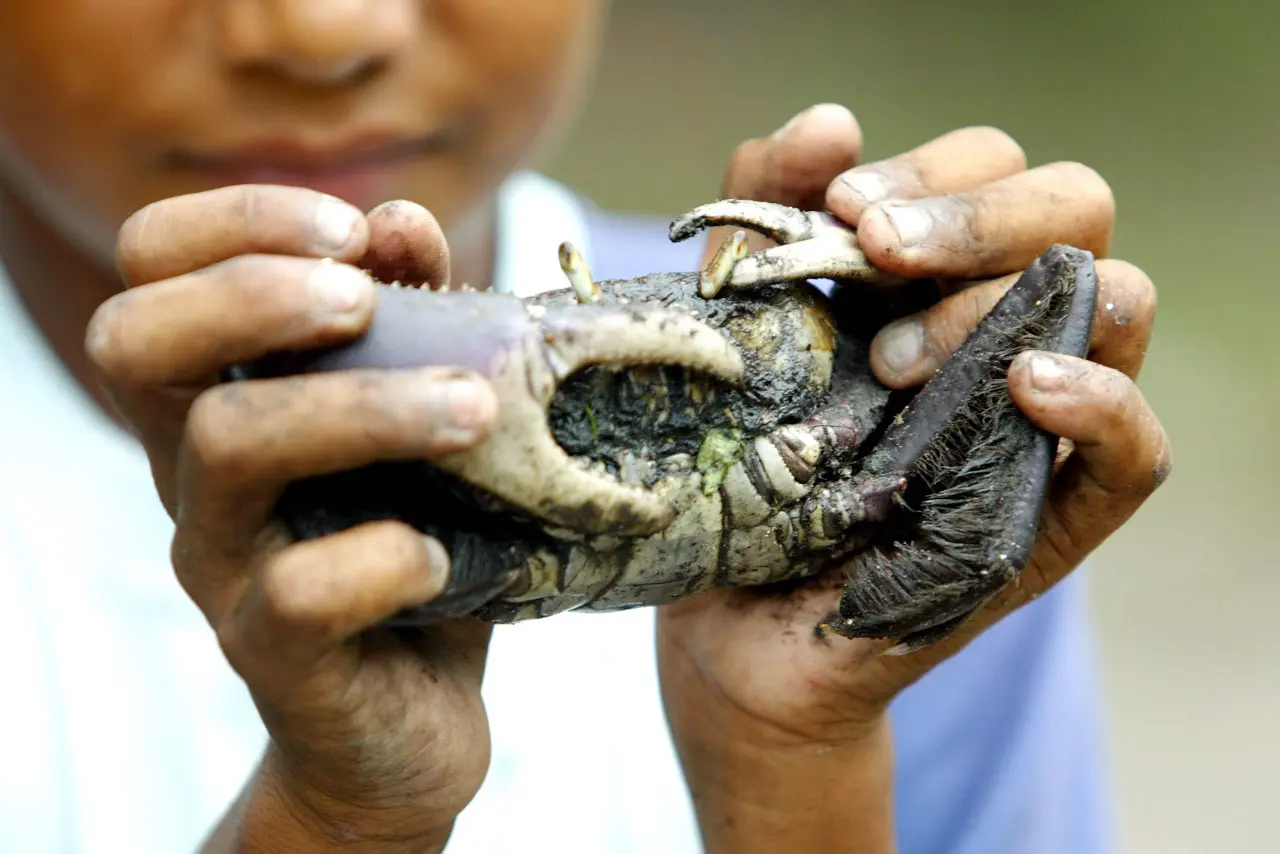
[216,0,420,85]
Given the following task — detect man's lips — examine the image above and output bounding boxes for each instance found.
[163,126,466,202]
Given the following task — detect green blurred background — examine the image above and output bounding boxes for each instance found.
[544,1,1278,851]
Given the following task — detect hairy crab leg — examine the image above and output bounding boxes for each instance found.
[817,244,1099,654]
[669,198,904,293]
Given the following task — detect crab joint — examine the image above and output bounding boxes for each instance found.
[559,242,600,303]
[699,229,750,299]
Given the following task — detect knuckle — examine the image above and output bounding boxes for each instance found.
[231,184,276,236]
[214,618,250,674]
[929,285,999,354]
[218,254,296,308]
[1092,372,1170,498]
[183,386,255,480]
[963,191,1006,246]
[1037,511,1090,579]
[211,254,318,323]
[168,531,203,603]
[1095,368,1140,429]
[259,554,332,630]
[957,283,1003,332]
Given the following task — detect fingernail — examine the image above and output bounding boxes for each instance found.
[1029,354,1070,393]
[877,317,924,374]
[313,196,362,253]
[428,374,497,438]
[308,260,372,314]
[839,170,893,205]
[421,536,452,590]
[879,202,934,247]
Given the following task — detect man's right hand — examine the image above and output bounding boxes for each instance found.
[86,185,499,853]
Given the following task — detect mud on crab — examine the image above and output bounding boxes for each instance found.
[240,199,1096,655]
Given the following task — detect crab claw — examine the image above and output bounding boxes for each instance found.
[250,286,746,540]
[668,198,902,295]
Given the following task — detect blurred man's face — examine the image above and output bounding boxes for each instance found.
[0,0,606,263]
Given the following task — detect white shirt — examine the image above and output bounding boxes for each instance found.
[0,172,701,853]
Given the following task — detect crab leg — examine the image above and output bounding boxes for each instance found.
[669,198,903,293]
[817,244,1099,653]
[670,198,835,245]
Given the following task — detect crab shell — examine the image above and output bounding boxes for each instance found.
[249,264,900,622]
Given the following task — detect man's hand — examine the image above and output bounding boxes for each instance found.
[87,186,498,853]
[656,104,1170,853]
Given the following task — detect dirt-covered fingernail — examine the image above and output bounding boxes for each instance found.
[313,195,363,254]
[876,316,924,374]
[308,260,373,314]
[879,202,935,247]
[1028,353,1071,393]
[837,169,893,205]
[420,536,452,596]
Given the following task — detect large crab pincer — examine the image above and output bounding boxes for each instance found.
[244,199,1096,654]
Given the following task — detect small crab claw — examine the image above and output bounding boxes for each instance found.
[275,284,753,541]
[668,199,902,296]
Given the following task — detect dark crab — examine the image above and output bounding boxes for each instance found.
[239,199,1096,655]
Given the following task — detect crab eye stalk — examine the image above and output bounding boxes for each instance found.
[559,241,600,304]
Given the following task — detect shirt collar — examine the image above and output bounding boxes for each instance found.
[491,170,591,298]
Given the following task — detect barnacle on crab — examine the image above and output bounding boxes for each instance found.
[237,199,1096,654]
